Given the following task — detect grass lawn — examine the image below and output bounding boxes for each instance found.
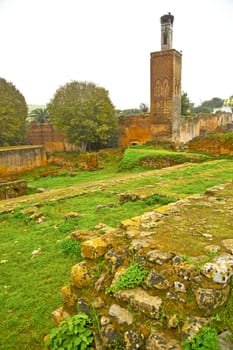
[0,148,233,349]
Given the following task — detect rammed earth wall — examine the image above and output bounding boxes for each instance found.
[0,145,46,178]
[118,112,232,147]
[27,120,78,152]
[188,133,233,156]
[26,113,232,149]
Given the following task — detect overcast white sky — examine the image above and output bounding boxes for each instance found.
[0,0,232,109]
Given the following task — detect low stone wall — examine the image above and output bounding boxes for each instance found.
[0,145,47,178]
[49,183,233,348]
[0,180,28,199]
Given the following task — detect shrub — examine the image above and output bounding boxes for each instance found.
[143,194,175,206]
[47,313,93,350]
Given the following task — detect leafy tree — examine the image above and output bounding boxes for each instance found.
[116,108,141,116]
[47,81,117,151]
[181,92,192,116]
[192,97,224,114]
[28,107,48,124]
[0,77,27,146]
[224,95,233,112]
[202,97,223,110]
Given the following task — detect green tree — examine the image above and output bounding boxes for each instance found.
[192,97,224,114]
[47,81,117,151]
[224,95,233,112]
[0,78,27,146]
[181,92,192,116]
[202,97,223,110]
[28,107,48,124]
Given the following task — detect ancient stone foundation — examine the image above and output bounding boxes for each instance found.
[0,180,28,199]
[50,183,233,349]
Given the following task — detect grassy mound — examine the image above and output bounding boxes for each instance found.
[118,146,212,172]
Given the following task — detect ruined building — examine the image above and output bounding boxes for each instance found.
[119,13,182,146]
[118,13,231,147]
[27,14,232,150]
[150,13,182,143]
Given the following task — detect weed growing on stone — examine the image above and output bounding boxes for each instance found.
[106,262,148,294]
[181,252,219,273]
[91,257,109,278]
[90,306,101,333]
[47,313,93,350]
[211,282,233,333]
[182,327,219,350]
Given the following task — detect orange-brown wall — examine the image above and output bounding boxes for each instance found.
[118,112,232,147]
[27,121,78,152]
[118,114,152,147]
[26,113,232,150]
[189,134,233,156]
[0,145,46,178]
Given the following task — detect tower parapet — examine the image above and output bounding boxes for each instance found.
[160,12,174,51]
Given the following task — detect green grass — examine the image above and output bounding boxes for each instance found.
[0,210,78,349]
[0,191,171,349]
[27,169,119,190]
[106,159,233,198]
[1,148,233,349]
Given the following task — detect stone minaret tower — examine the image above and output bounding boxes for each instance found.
[161,12,173,50]
[150,13,182,143]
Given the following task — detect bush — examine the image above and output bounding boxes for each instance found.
[143,194,175,206]
[47,313,93,350]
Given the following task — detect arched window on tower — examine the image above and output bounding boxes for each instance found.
[163,31,168,45]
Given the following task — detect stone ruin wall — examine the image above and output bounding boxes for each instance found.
[27,120,78,152]
[118,114,152,147]
[0,145,46,178]
[25,113,232,149]
[0,180,28,199]
[179,112,232,144]
[118,112,232,147]
[189,134,233,156]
